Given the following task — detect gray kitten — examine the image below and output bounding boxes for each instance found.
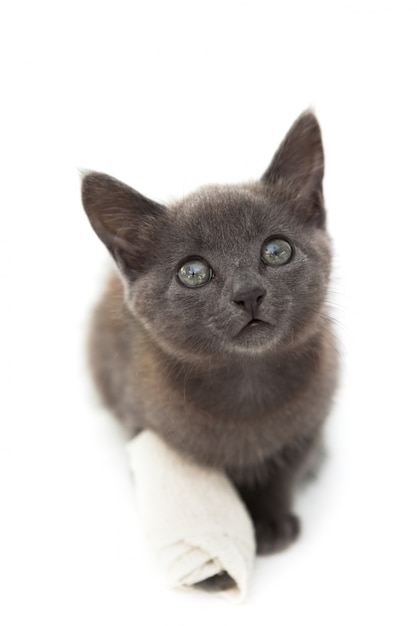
[81,111,338,590]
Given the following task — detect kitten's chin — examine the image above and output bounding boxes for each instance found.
[229,321,280,354]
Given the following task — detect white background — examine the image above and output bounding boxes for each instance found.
[1,1,416,624]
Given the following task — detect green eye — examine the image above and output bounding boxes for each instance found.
[261,237,293,267]
[177,258,213,288]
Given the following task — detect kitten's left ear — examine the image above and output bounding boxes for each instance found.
[81,172,167,281]
[261,111,325,226]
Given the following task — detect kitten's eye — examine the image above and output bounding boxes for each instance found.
[177,258,214,288]
[261,237,293,267]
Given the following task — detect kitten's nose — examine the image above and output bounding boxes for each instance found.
[232,284,266,317]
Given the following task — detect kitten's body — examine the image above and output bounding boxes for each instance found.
[91,270,336,485]
[82,112,338,560]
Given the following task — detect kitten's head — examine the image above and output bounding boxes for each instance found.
[82,112,332,361]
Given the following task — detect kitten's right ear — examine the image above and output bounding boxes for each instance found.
[261,111,325,226]
[81,172,166,280]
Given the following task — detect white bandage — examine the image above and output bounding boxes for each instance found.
[126,430,255,602]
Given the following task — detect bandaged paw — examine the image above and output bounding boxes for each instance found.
[126,431,255,602]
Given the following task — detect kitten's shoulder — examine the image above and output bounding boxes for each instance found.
[88,271,135,415]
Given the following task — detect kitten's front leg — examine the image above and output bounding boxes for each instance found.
[237,465,300,556]
[193,572,236,593]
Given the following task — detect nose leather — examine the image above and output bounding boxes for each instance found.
[232,284,266,317]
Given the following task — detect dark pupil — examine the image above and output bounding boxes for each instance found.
[190,264,200,275]
[263,238,292,266]
[178,259,211,287]
[268,242,285,260]
[188,261,205,276]
[268,243,281,257]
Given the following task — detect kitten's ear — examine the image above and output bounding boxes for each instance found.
[81,172,166,280]
[261,111,325,226]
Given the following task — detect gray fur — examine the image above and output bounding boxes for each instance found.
[82,111,338,558]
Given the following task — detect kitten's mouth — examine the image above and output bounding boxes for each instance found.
[247,319,263,328]
[238,318,271,334]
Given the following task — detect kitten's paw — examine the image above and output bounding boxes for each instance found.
[255,512,300,555]
[193,571,236,593]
